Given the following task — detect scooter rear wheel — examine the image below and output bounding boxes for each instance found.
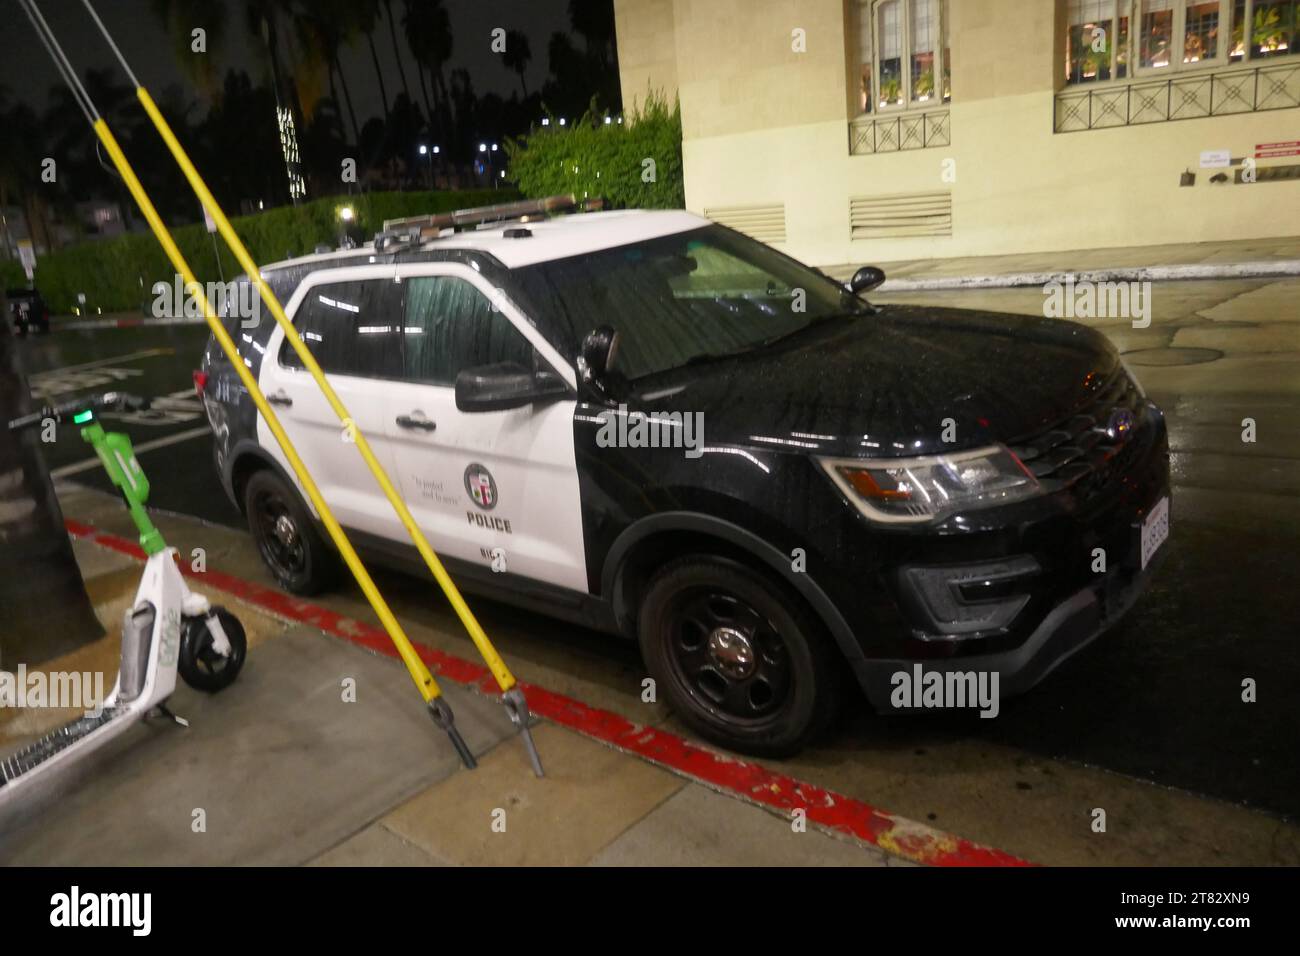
[179,607,247,692]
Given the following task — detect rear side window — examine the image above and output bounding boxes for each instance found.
[281,280,402,378]
[402,276,534,385]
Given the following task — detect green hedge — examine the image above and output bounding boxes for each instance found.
[506,91,683,211]
[0,259,26,291]
[28,189,514,314]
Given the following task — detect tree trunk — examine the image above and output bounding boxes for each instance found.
[385,0,414,113]
[416,63,436,137]
[336,60,362,148]
[367,32,390,122]
[434,67,454,147]
[0,182,12,261]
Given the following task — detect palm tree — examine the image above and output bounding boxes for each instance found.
[295,0,366,147]
[354,0,390,126]
[384,0,416,120]
[147,0,227,101]
[502,30,533,99]
[404,0,454,143]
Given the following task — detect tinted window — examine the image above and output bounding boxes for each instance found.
[281,280,402,378]
[402,276,534,385]
[508,225,870,379]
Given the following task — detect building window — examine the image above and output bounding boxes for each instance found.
[1068,0,1296,84]
[853,0,951,113]
[1238,0,1299,58]
[854,0,873,112]
[1067,1,1131,82]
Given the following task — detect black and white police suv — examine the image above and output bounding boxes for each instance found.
[199,195,1170,756]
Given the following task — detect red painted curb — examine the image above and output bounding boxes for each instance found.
[67,518,1034,867]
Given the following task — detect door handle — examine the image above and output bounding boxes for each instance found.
[267,390,293,408]
[395,413,437,432]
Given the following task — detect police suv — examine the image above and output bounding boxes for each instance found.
[199,195,1170,756]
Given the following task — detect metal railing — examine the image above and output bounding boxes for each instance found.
[1055,61,1300,132]
[849,108,951,154]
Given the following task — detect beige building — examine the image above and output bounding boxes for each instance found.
[613,0,1300,266]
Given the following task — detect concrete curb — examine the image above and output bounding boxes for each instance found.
[64,516,1034,867]
[876,259,1300,292]
[55,315,206,332]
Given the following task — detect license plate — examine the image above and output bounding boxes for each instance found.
[1140,496,1170,570]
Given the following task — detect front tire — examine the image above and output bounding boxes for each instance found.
[637,556,841,757]
[244,469,341,595]
[179,607,247,692]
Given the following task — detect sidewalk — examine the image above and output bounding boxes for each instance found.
[2,495,990,867]
[825,235,1300,290]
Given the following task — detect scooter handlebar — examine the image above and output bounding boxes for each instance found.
[6,392,150,432]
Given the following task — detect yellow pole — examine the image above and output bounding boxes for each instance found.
[134,87,518,694]
[93,119,446,708]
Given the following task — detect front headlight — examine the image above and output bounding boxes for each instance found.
[819,445,1041,524]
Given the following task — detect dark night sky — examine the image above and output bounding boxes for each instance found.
[0,0,571,118]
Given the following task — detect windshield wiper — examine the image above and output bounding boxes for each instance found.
[675,313,855,370]
[753,311,856,350]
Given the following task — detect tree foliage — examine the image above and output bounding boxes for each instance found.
[505,91,682,209]
[29,188,512,314]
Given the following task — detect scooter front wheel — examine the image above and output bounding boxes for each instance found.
[179,607,247,692]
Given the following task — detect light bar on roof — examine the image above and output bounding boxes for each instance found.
[373,194,606,252]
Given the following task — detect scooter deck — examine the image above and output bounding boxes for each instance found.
[0,704,129,787]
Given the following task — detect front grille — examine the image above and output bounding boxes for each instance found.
[1007,369,1143,494]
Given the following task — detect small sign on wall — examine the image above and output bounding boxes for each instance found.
[1199,149,1231,168]
[1255,141,1300,159]
[16,240,35,281]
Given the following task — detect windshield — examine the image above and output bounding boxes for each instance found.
[509,225,869,379]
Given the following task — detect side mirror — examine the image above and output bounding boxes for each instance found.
[579,325,620,380]
[455,362,568,413]
[846,265,886,294]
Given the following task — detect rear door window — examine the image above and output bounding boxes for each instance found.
[280,280,403,379]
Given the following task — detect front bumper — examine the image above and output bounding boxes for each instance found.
[842,403,1170,712]
[853,522,1166,710]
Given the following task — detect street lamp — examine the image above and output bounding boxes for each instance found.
[336,205,355,249]
[417,144,438,188]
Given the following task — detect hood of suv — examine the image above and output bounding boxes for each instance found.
[630,305,1122,459]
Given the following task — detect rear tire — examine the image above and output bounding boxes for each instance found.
[637,555,841,757]
[243,469,341,595]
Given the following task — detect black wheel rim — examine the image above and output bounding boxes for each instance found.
[666,588,792,727]
[186,614,242,678]
[251,490,306,577]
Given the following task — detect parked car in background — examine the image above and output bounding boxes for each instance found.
[6,288,51,336]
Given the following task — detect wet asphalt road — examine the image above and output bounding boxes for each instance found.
[11,280,1299,824]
